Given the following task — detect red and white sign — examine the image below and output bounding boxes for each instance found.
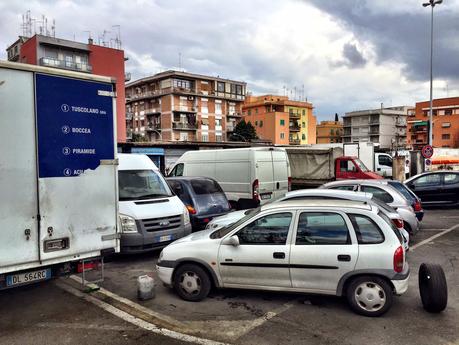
[421,145,434,159]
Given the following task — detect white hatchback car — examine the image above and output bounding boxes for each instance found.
[157,200,410,317]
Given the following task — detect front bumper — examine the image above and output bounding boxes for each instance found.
[156,265,174,286]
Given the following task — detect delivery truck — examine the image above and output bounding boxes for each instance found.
[0,61,119,289]
[286,146,382,189]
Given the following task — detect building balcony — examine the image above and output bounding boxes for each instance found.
[145,108,161,116]
[173,106,197,113]
[172,122,197,131]
[146,123,161,131]
[289,138,301,145]
[227,112,242,118]
[226,124,235,132]
[289,112,301,119]
[125,112,133,121]
[289,125,301,132]
[39,57,92,73]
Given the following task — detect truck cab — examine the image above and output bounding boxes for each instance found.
[335,156,383,180]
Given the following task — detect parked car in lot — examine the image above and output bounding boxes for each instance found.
[168,147,291,209]
[405,171,459,206]
[205,189,409,250]
[321,180,420,235]
[157,200,409,317]
[118,154,192,253]
[386,180,424,221]
[167,177,231,231]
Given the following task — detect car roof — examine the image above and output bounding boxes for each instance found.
[261,199,374,212]
[405,170,459,183]
[118,153,159,171]
[284,189,373,201]
[166,176,218,182]
[324,179,391,186]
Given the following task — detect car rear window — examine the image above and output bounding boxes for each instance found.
[378,211,403,244]
[388,181,415,202]
[349,214,385,244]
[190,179,223,195]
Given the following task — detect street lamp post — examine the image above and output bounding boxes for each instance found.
[422,0,442,147]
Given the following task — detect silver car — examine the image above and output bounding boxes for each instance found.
[157,200,410,317]
[320,180,420,235]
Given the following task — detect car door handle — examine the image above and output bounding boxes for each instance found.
[273,252,285,259]
[337,254,351,262]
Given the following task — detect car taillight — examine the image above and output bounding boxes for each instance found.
[414,200,422,212]
[252,179,260,201]
[288,177,292,191]
[393,246,404,273]
[186,205,196,214]
[77,260,100,273]
[392,218,404,229]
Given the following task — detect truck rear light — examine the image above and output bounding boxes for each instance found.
[252,179,260,201]
[393,246,404,273]
[392,218,404,229]
[414,200,422,212]
[186,205,196,214]
[288,177,292,191]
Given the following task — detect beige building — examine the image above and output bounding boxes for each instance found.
[316,121,343,143]
[125,70,246,142]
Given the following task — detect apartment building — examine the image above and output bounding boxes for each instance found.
[6,34,127,142]
[125,71,246,142]
[242,95,316,145]
[343,106,410,149]
[407,97,459,149]
[316,121,343,144]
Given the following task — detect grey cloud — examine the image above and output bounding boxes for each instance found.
[331,42,367,69]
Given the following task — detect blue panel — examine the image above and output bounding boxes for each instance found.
[131,147,165,155]
[36,74,115,178]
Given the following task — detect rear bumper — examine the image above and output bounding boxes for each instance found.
[392,274,410,295]
[191,212,230,230]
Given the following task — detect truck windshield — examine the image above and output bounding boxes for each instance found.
[353,158,369,172]
[119,170,173,201]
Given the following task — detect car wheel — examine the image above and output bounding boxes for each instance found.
[419,263,448,313]
[173,264,211,302]
[404,223,414,236]
[346,276,393,317]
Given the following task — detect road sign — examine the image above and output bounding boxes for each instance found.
[425,159,432,166]
[421,145,434,159]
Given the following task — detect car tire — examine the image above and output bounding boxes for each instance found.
[173,264,211,302]
[346,276,393,317]
[419,263,448,313]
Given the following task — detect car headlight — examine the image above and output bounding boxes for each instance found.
[157,250,164,264]
[183,206,190,225]
[119,214,138,233]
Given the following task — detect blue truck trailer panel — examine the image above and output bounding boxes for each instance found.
[36,73,115,178]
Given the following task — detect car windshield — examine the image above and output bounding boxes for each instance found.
[210,207,260,239]
[353,158,369,172]
[190,178,224,195]
[388,181,416,203]
[378,211,403,244]
[119,170,173,201]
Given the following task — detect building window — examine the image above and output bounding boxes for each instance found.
[236,85,243,95]
[442,122,451,128]
[201,99,208,114]
[280,133,285,139]
[248,109,252,116]
[302,122,305,127]
[255,108,258,114]
[215,102,222,115]
[230,84,236,94]
[280,119,285,126]
[180,132,189,141]
[260,120,263,128]
[442,134,451,140]
[229,103,236,115]
[302,109,305,116]
[201,133,209,142]
[255,121,258,126]
[217,82,225,92]
[173,79,191,89]
[445,109,452,115]
[330,129,334,135]
[215,118,222,127]
[216,135,222,142]
[302,134,306,140]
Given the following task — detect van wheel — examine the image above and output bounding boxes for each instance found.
[419,263,448,313]
[346,276,393,317]
[173,264,211,302]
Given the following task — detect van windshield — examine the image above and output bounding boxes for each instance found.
[119,170,173,201]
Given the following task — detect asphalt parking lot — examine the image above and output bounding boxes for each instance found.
[1,207,458,345]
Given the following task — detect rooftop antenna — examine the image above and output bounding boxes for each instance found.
[83,30,91,40]
[51,19,56,37]
[112,25,121,49]
[294,86,297,101]
[178,52,182,71]
[283,85,286,96]
[302,84,305,101]
[102,30,110,47]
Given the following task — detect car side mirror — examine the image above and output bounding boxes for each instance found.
[222,235,240,246]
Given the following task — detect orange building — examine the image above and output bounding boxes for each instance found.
[242,95,316,145]
[407,97,459,149]
[316,121,343,144]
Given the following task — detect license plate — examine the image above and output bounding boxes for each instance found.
[6,268,51,287]
[261,193,272,200]
[157,235,172,243]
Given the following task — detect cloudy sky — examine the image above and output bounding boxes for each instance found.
[1,0,458,121]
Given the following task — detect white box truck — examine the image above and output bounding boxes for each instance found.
[0,61,119,289]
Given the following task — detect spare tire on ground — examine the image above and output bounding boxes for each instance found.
[419,263,448,313]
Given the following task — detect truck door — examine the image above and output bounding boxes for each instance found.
[254,149,275,204]
[35,74,118,261]
[375,153,393,177]
[0,68,40,270]
[271,149,290,200]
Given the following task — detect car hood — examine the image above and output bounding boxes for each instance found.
[207,210,247,228]
[171,228,215,244]
[119,195,184,219]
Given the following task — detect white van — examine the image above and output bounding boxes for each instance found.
[118,154,191,253]
[168,147,291,208]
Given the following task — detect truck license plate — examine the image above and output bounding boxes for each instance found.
[6,268,51,287]
[157,235,172,242]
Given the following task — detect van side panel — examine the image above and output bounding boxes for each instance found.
[254,150,275,203]
[0,68,40,272]
[272,150,290,200]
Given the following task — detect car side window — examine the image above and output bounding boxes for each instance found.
[444,173,459,185]
[168,181,192,204]
[295,212,350,245]
[340,160,357,172]
[413,174,441,187]
[170,164,184,177]
[237,213,292,245]
[349,214,384,244]
[360,186,394,203]
[330,185,356,191]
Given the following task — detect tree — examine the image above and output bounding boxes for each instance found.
[230,120,258,141]
[131,133,147,142]
[335,113,339,122]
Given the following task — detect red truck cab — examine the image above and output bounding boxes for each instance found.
[335,156,383,180]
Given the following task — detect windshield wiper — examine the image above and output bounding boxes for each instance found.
[137,193,171,200]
